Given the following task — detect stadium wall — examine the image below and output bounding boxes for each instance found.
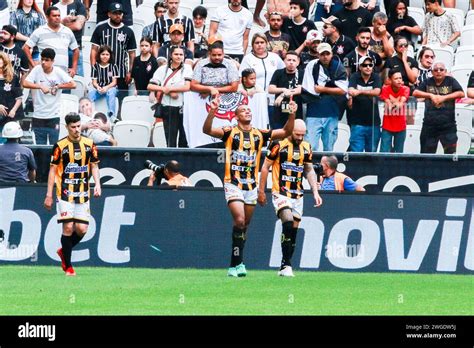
[30,147,474,194]
[0,185,473,274]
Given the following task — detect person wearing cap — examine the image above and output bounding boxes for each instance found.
[334,0,372,42]
[264,11,291,60]
[321,15,355,61]
[347,55,382,152]
[89,0,133,27]
[344,26,383,76]
[0,121,36,183]
[413,61,465,154]
[302,42,348,151]
[0,25,29,81]
[209,0,253,63]
[282,0,316,54]
[157,23,194,67]
[90,2,137,105]
[299,29,321,69]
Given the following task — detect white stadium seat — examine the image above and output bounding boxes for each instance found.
[451,65,473,93]
[94,97,119,118]
[455,0,471,14]
[84,21,96,37]
[60,94,79,117]
[454,45,474,66]
[466,10,474,26]
[409,0,425,9]
[408,7,425,29]
[113,121,151,147]
[152,122,167,148]
[71,75,88,99]
[120,96,155,125]
[135,4,156,26]
[455,104,474,135]
[460,25,474,46]
[429,45,454,71]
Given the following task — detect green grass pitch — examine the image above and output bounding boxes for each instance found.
[0,265,472,315]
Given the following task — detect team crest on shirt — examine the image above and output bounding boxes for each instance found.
[3,83,11,91]
[357,17,362,23]
[117,32,126,42]
[146,63,152,71]
[205,93,248,121]
[293,152,300,161]
[303,27,308,33]
[243,141,251,149]
[336,45,344,55]
[74,151,82,160]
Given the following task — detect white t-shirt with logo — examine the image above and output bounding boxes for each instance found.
[149,64,193,107]
[211,6,253,55]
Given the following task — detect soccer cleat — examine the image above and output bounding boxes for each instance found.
[57,248,66,272]
[236,263,247,277]
[278,266,295,277]
[65,267,76,276]
[227,267,238,277]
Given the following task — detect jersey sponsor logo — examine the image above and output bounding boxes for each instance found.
[64,163,88,174]
[205,93,248,121]
[281,161,304,173]
[282,175,302,183]
[234,177,255,185]
[231,164,254,172]
[231,150,256,162]
[63,190,89,198]
[64,178,88,185]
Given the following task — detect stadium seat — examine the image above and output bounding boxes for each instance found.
[83,60,91,84]
[82,37,92,64]
[429,45,454,71]
[60,94,79,118]
[132,18,146,46]
[120,96,155,124]
[454,45,474,66]
[451,65,473,93]
[460,25,474,45]
[455,0,471,14]
[408,7,425,29]
[89,2,97,23]
[318,123,350,152]
[466,10,474,26]
[84,21,96,37]
[135,4,156,25]
[404,125,422,154]
[113,120,151,147]
[71,75,88,99]
[436,126,472,154]
[179,5,194,19]
[455,104,474,134]
[413,102,425,126]
[409,0,425,9]
[445,8,465,30]
[94,97,119,117]
[152,122,167,148]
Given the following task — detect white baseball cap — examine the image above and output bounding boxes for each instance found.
[1,121,23,138]
[306,29,322,42]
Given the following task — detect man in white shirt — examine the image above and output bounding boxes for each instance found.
[209,0,253,63]
[22,48,76,144]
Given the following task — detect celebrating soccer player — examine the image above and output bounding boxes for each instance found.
[258,119,322,277]
[203,95,296,277]
[44,113,101,276]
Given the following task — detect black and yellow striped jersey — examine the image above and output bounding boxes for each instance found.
[267,138,312,199]
[50,136,100,203]
[222,126,273,191]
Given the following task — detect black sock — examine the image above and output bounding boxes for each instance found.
[230,227,246,267]
[61,235,73,268]
[71,232,84,248]
[281,221,293,269]
[289,227,298,260]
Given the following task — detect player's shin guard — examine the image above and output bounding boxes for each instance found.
[281,221,294,268]
[71,231,84,248]
[230,227,246,267]
[61,235,73,268]
[289,226,298,259]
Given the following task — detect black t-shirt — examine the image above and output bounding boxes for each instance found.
[0,77,24,127]
[324,35,356,60]
[387,15,419,44]
[97,0,133,27]
[468,71,474,88]
[0,43,29,79]
[415,76,464,127]
[269,68,305,123]
[299,52,318,70]
[347,72,382,126]
[344,49,383,74]
[384,55,418,87]
[265,31,291,60]
[282,18,316,51]
[52,0,87,46]
[334,7,372,42]
[131,55,159,91]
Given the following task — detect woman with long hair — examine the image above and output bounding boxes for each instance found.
[416,46,435,85]
[387,0,422,46]
[147,46,193,148]
[0,52,24,143]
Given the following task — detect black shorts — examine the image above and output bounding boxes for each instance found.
[420,124,457,154]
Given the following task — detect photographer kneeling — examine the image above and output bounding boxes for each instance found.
[146,160,192,187]
[318,155,365,192]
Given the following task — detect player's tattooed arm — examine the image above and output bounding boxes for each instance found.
[258,158,274,206]
[202,95,225,139]
[304,163,322,207]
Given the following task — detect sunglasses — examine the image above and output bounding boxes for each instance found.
[361,63,374,68]
[398,43,408,48]
[423,55,434,59]
[433,68,445,72]
[323,25,332,29]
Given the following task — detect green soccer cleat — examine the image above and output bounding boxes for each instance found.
[236,263,247,277]
[227,267,238,277]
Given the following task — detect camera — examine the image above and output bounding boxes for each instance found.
[313,163,324,176]
[145,160,165,174]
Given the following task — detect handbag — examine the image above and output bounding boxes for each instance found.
[151,67,182,117]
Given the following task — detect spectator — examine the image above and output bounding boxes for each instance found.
[84,111,117,146]
[299,29,321,70]
[344,27,383,76]
[0,52,24,144]
[0,0,7,28]
[79,96,109,133]
[148,46,192,148]
[9,0,46,62]
[239,33,285,126]
[314,0,344,22]
[90,2,136,104]
[302,43,348,151]
[268,51,304,128]
[93,0,133,27]
[22,48,76,145]
[157,23,194,66]
[379,69,410,153]
[192,5,209,59]
[281,0,316,53]
[142,2,166,39]
[209,0,252,63]
[386,0,422,47]
[416,46,435,85]
[413,61,464,154]
[191,39,240,99]
[0,121,36,182]
[147,160,192,187]
[23,6,79,76]
[360,0,382,21]
[152,0,195,56]
[334,0,372,42]
[265,11,291,60]
[238,68,265,97]
[321,15,356,61]
[131,37,158,96]
[0,25,29,82]
[369,12,394,61]
[44,0,86,77]
[422,0,460,48]
[254,0,289,27]
[347,55,382,152]
[89,45,119,122]
[319,155,365,191]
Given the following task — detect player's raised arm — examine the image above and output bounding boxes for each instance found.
[258,158,274,206]
[270,98,296,140]
[202,95,225,139]
[304,162,322,207]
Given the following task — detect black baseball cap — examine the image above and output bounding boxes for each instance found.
[108,2,124,13]
[2,25,17,37]
[322,16,343,33]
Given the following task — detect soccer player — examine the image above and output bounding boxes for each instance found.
[203,96,296,277]
[258,119,322,277]
[44,112,101,276]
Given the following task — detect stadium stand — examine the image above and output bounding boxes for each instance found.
[113,120,151,147]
